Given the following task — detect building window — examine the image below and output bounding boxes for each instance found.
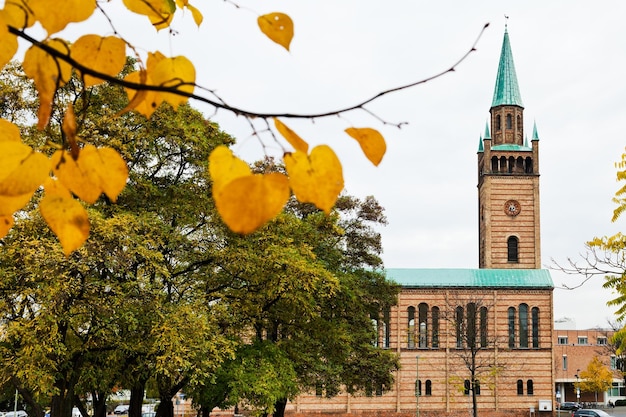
[506,113,512,129]
[611,355,617,370]
[557,336,568,345]
[531,307,539,348]
[431,306,440,348]
[371,315,378,347]
[508,307,516,348]
[480,306,488,347]
[519,303,528,348]
[464,379,470,395]
[425,380,432,396]
[383,308,391,349]
[474,380,481,395]
[496,115,501,130]
[597,337,607,346]
[315,383,323,397]
[408,307,415,349]
[527,380,534,395]
[507,236,519,262]
[563,355,568,370]
[467,303,477,348]
[419,303,428,348]
[456,306,464,348]
[578,336,588,345]
[517,379,524,395]
[416,379,422,396]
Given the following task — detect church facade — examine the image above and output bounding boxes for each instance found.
[288,26,555,417]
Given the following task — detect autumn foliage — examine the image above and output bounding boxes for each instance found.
[0,0,388,253]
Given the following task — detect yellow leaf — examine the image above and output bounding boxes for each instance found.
[22,39,72,129]
[345,127,387,166]
[122,0,175,29]
[208,146,251,194]
[79,146,128,202]
[122,70,162,118]
[186,3,203,26]
[150,55,195,109]
[274,118,308,153]
[71,35,127,87]
[284,145,344,214]
[257,12,294,51]
[0,142,38,182]
[214,173,290,234]
[0,119,21,142]
[0,194,33,216]
[28,0,96,35]
[0,15,17,68]
[0,149,49,196]
[52,145,128,204]
[0,0,36,29]
[0,215,13,238]
[40,184,90,256]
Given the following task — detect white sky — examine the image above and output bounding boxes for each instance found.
[51,1,626,329]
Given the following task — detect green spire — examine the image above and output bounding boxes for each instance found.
[491,27,523,108]
[477,134,484,153]
[483,121,491,139]
[532,120,539,140]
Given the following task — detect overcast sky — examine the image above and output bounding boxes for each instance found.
[71,1,626,329]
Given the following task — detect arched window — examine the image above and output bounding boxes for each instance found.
[408,306,415,348]
[491,156,499,172]
[425,380,432,396]
[479,306,488,347]
[495,115,501,130]
[517,379,524,395]
[417,379,422,396]
[432,306,440,348]
[519,303,529,348]
[418,303,428,348]
[500,156,507,172]
[527,379,534,395]
[383,308,391,349]
[508,307,516,348]
[531,307,539,348]
[517,114,522,129]
[474,380,481,395]
[507,236,519,263]
[464,379,470,395]
[456,306,464,348]
[371,315,378,347]
[525,157,533,173]
[467,303,477,348]
[508,156,515,173]
[506,113,512,129]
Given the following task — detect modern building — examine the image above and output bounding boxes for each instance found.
[288,25,556,417]
[553,325,623,405]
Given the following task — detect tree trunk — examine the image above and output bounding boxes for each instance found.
[273,398,287,417]
[91,391,108,417]
[156,396,174,417]
[129,385,146,417]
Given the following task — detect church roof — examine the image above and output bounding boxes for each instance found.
[491,144,532,151]
[386,268,553,289]
[491,27,524,108]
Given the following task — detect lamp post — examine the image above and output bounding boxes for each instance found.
[415,355,420,417]
[575,370,580,404]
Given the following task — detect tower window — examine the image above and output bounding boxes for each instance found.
[519,303,528,348]
[506,113,512,129]
[531,307,539,348]
[495,115,501,130]
[408,306,415,348]
[508,307,516,348]
[517,379,524,395]
[507,236,519,262]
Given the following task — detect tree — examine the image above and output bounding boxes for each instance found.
[190,195,399,417]
[0,62,236,417]
[441,294,503,417]
[0,1,488,250]
[578,357,613,404]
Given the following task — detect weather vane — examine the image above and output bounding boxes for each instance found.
[504,14,509,28]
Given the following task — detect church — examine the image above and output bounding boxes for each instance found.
[288,26,555,417]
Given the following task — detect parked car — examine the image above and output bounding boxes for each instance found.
[572,409,614,417]
[113,405,129,415]
[560,402,581,411]
[4,411,28,417]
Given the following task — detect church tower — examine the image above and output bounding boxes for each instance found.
[478,26,541,269]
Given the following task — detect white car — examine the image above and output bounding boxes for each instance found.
[113,406,129,415]
[4,411,28,417]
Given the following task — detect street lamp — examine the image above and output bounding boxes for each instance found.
[575,370,580,404]
[415,355,420,417]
